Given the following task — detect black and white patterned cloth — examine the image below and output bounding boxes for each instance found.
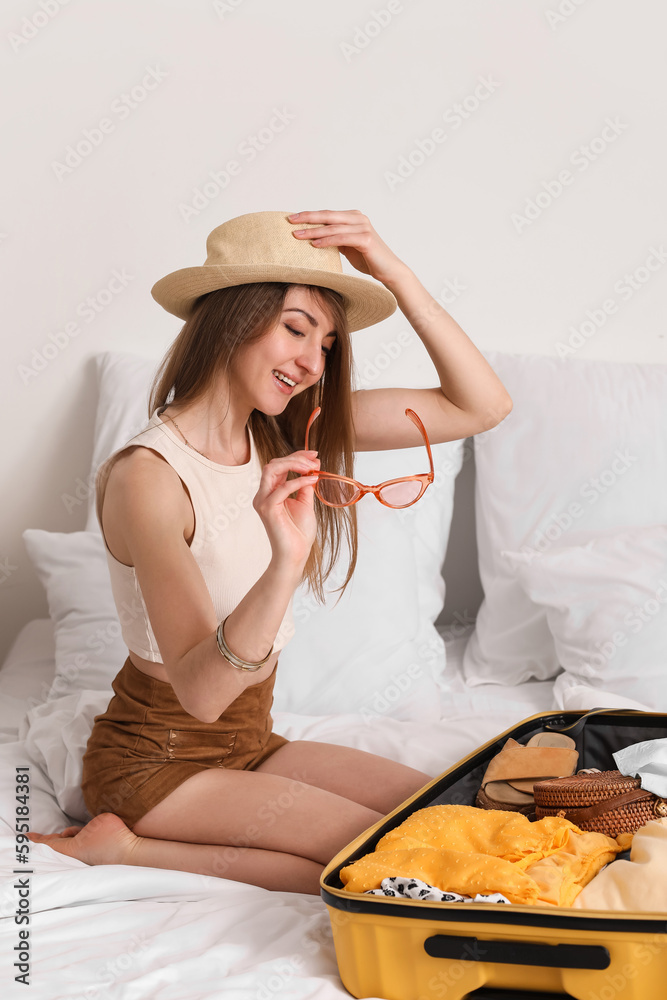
[365,877,512,904]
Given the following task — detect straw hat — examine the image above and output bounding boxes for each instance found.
[151,211,397,332]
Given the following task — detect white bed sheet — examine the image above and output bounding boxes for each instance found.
[0,620,557,999]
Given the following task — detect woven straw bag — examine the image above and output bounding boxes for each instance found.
[533,770,667,837]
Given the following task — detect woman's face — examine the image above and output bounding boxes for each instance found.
[231,285,338,415]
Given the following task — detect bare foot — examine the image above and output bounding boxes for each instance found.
[28,813,140,867]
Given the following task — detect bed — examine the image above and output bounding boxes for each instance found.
[1,349,666,998]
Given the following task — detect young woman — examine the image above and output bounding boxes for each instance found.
[29,209,512,895]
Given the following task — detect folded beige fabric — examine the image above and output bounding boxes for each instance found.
[574,818,667,912]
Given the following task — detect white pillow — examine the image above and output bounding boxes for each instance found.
[502,524,667,709]
[551,675,652,713]
[465,351,667,686]
[30,351,464,719]
[21,690,109,823]
[84,352,160,532]
[22,530,128,700]
[275,443,458,720]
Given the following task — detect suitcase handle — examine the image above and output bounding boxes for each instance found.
[423,934,610,969]
[544,706,650,740]
[467,989,575,999]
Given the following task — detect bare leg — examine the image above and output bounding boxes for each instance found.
[130,767,385,862]
[29,764,387,894]
[28,743,434,894]
[253,740,433,814]
[29,814,325,893]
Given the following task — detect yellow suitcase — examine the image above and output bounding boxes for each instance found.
[321,709,667,1000]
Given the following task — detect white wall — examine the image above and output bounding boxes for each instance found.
[2,0,666,662]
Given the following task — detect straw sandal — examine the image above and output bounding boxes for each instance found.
[476,733,579,816]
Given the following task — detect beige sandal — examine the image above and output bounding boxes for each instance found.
[476,733,579,815]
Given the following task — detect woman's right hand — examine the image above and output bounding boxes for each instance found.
[252,450,321,570]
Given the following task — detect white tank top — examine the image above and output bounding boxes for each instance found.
[95,408,295,663]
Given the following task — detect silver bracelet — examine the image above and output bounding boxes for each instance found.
[215,615,273,672]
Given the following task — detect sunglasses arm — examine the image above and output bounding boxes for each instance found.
[405,408,434,478]
[304,406,322,452]
[306,405,434,481]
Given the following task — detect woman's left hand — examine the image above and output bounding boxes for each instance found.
[288,210,409,287]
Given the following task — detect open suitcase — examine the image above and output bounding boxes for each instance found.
[320,709,667,1000]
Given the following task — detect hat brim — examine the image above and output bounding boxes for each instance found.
[151,264,397,333]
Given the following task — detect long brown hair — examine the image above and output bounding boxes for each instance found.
[149,282,358,602]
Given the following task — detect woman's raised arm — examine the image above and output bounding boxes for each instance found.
[290,209,513,451]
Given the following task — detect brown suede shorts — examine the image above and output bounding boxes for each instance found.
[81,657,289,828]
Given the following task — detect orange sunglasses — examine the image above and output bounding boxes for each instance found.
[304,406,435,508]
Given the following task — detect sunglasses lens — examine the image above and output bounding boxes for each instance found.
[378,480,423,507]
[316,479,361,506]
